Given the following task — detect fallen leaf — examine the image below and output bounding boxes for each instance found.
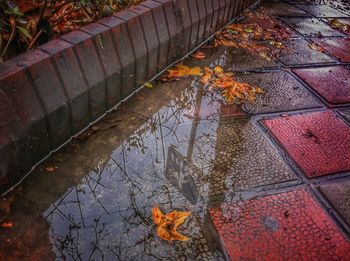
[191,51,206,60]
[199,66,264,104]
[152,206,191,242]
[45,166,56,172]
[162,64,202,81]
[308,43,326,53]
[1,222,14,228]
[213,11,291,60]
[145,82,154,88]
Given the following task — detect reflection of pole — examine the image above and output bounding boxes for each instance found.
[158,112,166,170]
[187,85,204,161]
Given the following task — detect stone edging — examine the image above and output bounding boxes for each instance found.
[0,0,260,193]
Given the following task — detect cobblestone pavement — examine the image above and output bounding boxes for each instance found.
[1,1,350,260]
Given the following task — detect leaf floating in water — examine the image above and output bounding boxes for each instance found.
[199,66,265,105]
[161,65,202,81]
[328,18,349,34]
[308,43,326,53]
[152,206,191,242]
[145,82,154,88]
[1,222,14,228]
[191,51,206,60]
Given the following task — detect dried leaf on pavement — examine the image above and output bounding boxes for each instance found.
[191,51,206,60]
[308,43,326,53]
[213,11,291,60]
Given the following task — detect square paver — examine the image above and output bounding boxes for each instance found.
[276,38,334,65]
[340,109,350,123]
[263,110,350,178]
[312,38,350,63]
[297,4,348,18]
[262,2,309,17]
[320,180,350,227]
[236,71,321,114]
[210,189,350,260]
[293,66,350,105]
[281,17,345,37]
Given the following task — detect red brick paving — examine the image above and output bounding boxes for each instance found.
[210,189,350,261]
[263,111,350,178]
[293,66,350,105]
[312,38,350,63]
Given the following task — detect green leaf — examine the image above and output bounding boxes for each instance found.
[16,26,32,39]
[244,27,253,33]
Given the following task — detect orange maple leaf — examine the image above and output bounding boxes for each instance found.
[152,206,191,242]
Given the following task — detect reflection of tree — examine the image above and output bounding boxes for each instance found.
[45,81,228,260]
[49,216,108,261]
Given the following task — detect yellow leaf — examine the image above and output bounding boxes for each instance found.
[145,82,154,88]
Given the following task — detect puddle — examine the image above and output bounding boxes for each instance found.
[0,5,334,260]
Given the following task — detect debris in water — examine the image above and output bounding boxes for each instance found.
[145,82,154,88]
[152,206,191,242]
[328,18,349,34]
[308,43,326,53]
[161,65,202,81]
[191,51,206,60]
[45,166,57,172]
[1,222,14,228]
[200,66,265,104]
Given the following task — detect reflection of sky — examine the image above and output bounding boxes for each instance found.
[43,84,222,260]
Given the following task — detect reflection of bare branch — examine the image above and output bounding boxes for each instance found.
[109,157,142,192]
[75,189,86,228]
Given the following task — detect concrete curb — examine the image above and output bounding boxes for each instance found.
[0,0,260,193]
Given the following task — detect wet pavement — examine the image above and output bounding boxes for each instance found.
[1,1,350,260]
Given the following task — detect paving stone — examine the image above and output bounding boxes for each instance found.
[187,0,200,51]
[62,30,107,121]
[80,23,122,110]
[153,0,179,64]
[293,66,350,105]
[210,189,350,260]
[40,39,90,134]
[225,47,278,70]
[198,118,297,194]
[320,180,350,227]
[203,0,215,39]
[196,0,207,45]
[262,2,309,17]
[298,4,348,18]
[277,38,335,66]
[281,17,344,37]
[326,18,350,36]
[242,15,298,37]
[311,38,350,63]
[236,71,322,114]
[114,11,148,87]
[339,108,350,123]
[175,0,192,55]
[129,5,159,77]
[99,16,136,99]
[264,110,350,178]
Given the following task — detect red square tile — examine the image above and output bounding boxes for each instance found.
[293,66,350,105]
[264,111,350,177]
[313,38,350,63]
[210,189,350,261]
